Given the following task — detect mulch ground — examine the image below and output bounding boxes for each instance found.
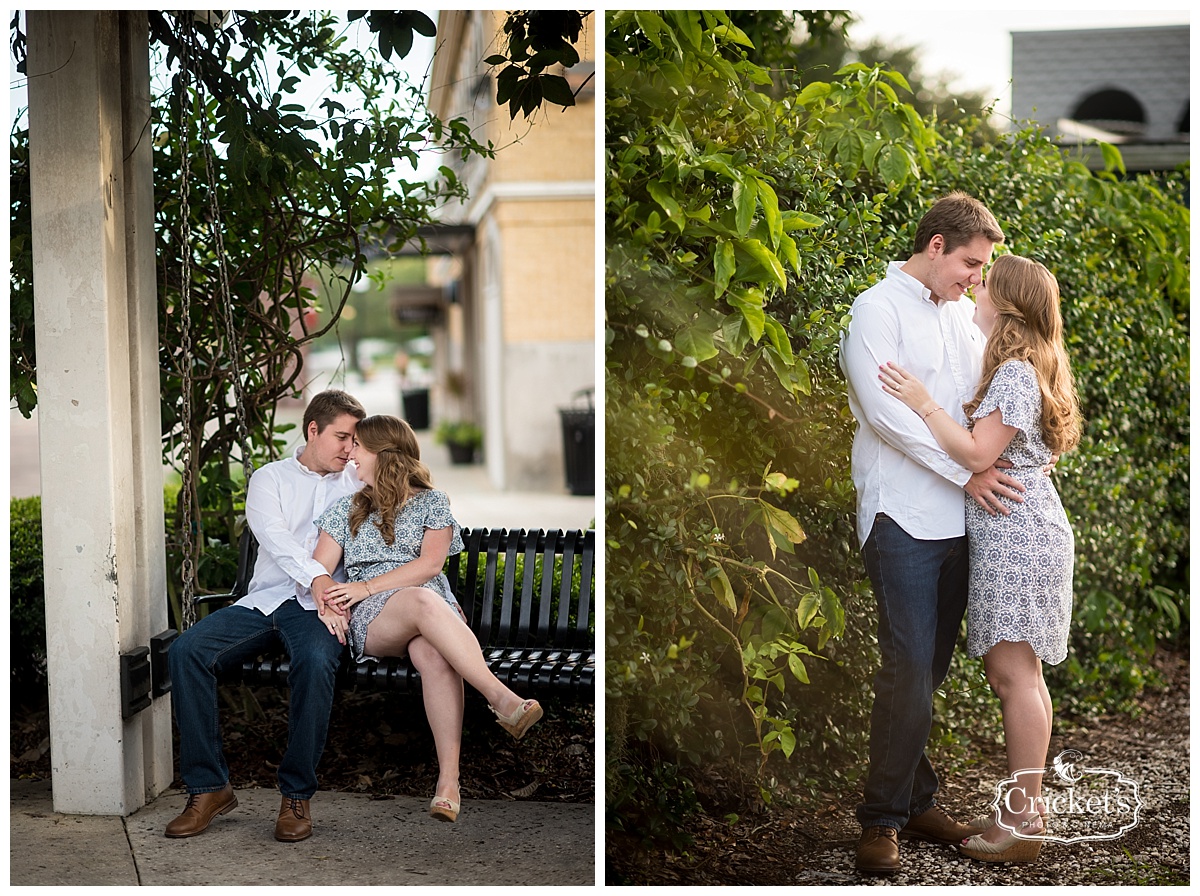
[606,646,1189,885]
[11,685,594,806]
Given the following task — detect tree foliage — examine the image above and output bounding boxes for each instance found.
[487,10,594,119]
[790,15,1002,138]
[9,10,497,604]
[605,8,1188,845]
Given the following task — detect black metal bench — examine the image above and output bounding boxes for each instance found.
[193,527,596,700]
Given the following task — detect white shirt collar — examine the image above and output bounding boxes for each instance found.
[887,261,935,305]
[290,444,349,479]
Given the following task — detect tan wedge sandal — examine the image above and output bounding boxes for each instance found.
[429,794,460,823]
[958,812,1045,863]
[490,698,543,740]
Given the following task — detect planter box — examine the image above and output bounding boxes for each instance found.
[447,441,477,465]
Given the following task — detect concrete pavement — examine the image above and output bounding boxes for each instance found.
[11,779,597,886]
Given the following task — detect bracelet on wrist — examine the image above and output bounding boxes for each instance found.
[921,406,943,421]
[365,580,372,596]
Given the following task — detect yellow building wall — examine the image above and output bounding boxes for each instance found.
[492,197,594,342]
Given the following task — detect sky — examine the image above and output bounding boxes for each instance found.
[846,7,1191,118]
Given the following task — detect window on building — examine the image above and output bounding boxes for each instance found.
[1070,88,1147,137]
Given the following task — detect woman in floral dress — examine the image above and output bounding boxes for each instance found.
[879,254,1082,864]
[312,415,542,823]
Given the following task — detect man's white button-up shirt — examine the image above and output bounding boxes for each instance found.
[841,261,984,547]
[235,447,362,615]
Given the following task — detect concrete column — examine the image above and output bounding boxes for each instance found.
[27,10,172,815]
[480,217,508,489]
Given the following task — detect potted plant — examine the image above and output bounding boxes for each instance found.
[434,420,482,464]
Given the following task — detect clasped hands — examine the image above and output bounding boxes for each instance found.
[313,575,373,644]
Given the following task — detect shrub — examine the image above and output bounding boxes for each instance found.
[11,496,47,697]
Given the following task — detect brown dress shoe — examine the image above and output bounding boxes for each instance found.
[901,804,985,845]
[856,825,900,874]
[274,796,313,842]
[164,784,238,838]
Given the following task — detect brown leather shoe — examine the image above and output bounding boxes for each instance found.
[274,796,313,842]
[901,804,985,845]
[856,825,900,874]
[164,784,238,838]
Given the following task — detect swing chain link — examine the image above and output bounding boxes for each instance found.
[178,23,197,631]
[202,130,254,485]
[176,13,256,630]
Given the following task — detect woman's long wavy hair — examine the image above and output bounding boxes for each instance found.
[964,254,1082,455]
[349,415,434,545]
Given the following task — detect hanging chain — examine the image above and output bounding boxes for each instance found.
[177,14,255,630]
[178,23,198,631]
[198,72,254,485]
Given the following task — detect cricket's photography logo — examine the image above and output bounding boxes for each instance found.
[987,750,1142,844]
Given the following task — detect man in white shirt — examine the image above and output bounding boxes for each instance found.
[164,389,365,842]
[840,192,1025,874]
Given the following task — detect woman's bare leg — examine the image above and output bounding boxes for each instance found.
[982,639,1051,842]
[407,635,463,805]
[364,588,525,716]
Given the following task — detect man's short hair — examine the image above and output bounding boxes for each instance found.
[913,191,1005,255]
[303,389,366,440]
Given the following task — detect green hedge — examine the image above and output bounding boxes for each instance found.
[11,496,46,696]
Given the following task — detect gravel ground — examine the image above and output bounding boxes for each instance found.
[608,648,1188,885]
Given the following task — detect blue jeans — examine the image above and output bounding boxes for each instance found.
[168,599,344,799]
[856,513,969,830]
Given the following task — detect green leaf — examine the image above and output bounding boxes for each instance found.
[539,74,576,109]
[1100,142,1126,176]
[648,179,683,225]
[727,289,766,342]
[876,143,915,189]
[709,567,736,613]
[778,233,800,277]
[795,81,832,106]
[756,178,782,247]
[781,210,824,231]
[722,313,750,356]
[836,128,867,176]
[796,593,820,628]
[736,238,787,292]
[778,726,797,758]
[759,501,806,557]
[762,316,793,364]
[710,22,754,47]
[633,10,667,49]
[788,653,809,685]
[879,68,913,94]
[733,176,757,236]
[714,240,736,298]
[675,326,719,364]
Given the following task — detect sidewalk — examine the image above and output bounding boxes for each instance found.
[11,779,596,885]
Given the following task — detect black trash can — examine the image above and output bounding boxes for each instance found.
[559,389,595,496]
[401,388,430,431]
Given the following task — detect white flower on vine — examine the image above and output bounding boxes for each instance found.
[713,532,725,542]
[640,652,652,664]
